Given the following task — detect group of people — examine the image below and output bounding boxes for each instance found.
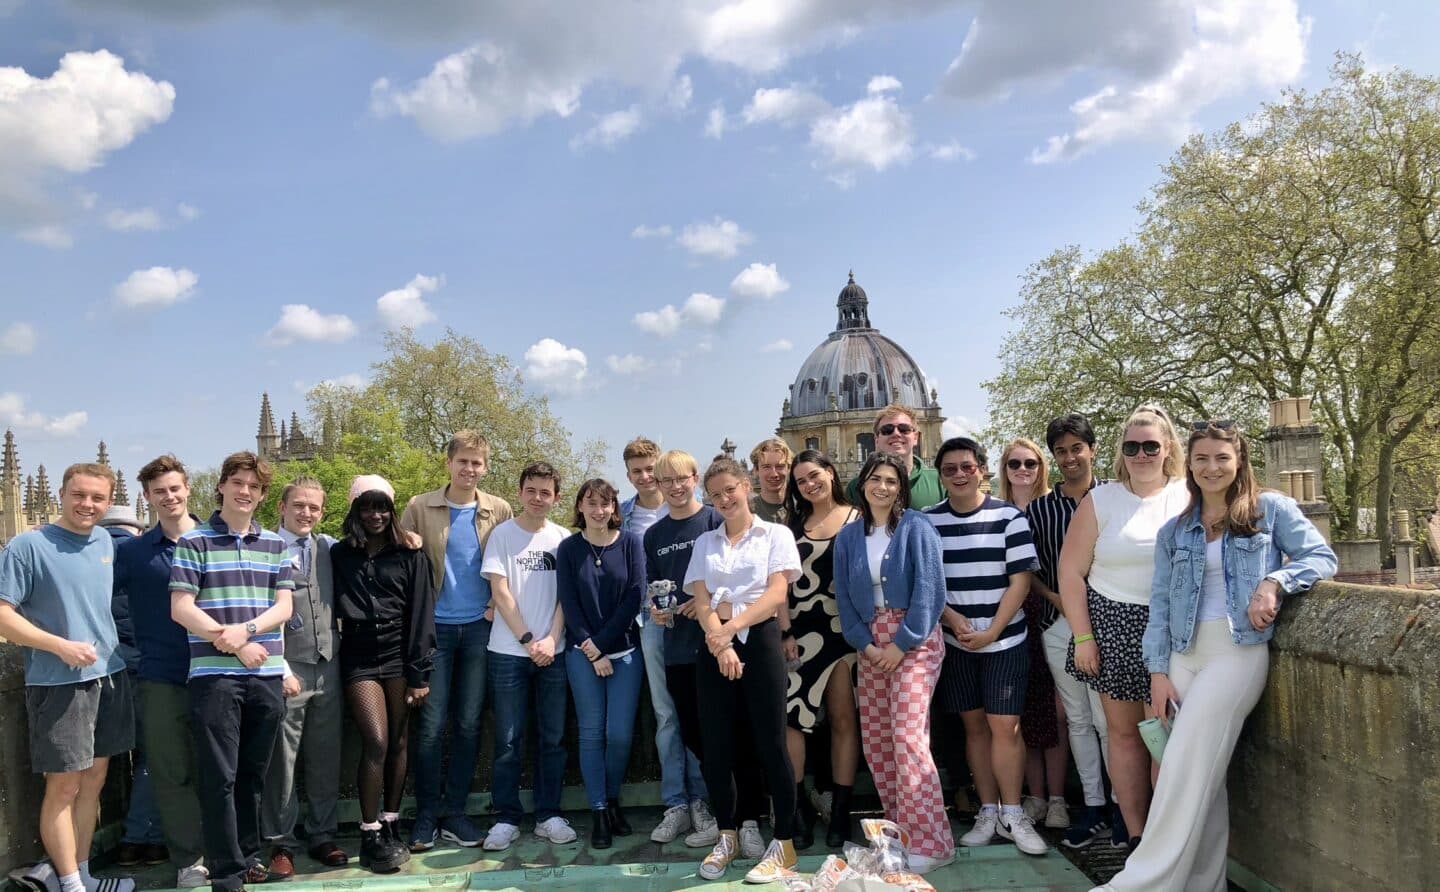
[0,400,1336,892]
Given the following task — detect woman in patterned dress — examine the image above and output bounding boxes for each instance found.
[781,450,860,847]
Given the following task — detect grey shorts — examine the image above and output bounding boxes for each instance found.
[25,670,135,774]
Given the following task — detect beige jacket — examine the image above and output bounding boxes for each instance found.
[399,486,514,589]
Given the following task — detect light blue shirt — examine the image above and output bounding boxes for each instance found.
[437,503,489,624]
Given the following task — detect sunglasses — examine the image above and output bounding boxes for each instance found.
[878,423,916,436]
[1006,458,1039,471]
[1190,419,1237,431]
[939,462,982,477]
[1122,440,1163,457]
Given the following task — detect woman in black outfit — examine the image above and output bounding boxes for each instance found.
[331,480,436,873]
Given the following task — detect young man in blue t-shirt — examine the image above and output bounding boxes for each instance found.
[400,430,513,850]
[0,463,136,892]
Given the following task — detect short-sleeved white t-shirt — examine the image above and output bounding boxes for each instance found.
[683,518,801,643]
[481,518,570,657]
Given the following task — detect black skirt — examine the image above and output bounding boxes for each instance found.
[339,619,405,683]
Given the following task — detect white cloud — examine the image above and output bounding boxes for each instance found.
[570,105,644,151]
[676,217,752,259]
[810,92,915,172]
[294,372,368,393]
[606,353,654,375]
[761,338,793,353]
[929,140,977,162]
[176,202,200,220]
[104,207,164,231]
[0,322,36,355]
[0,392,87,436]
[742,85,829,126]
[633,291,726,336]
[631,223,672,239]
[704,103,727,139]
[943,416,979,439]
[525,337,588,392]
[18,225,71,248]
[266,305,358,345]
[0,50,174,232]
[376,273,441,330]
[867,74,903,94]
[113,266,198,309]
[666,74,693,111]
[730,262,791,299]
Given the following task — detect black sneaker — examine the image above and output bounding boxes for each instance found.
[359,828,407,873]
[1110,806,1130,849]
[1061,805,1108,850]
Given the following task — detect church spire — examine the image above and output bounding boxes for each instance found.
[258,393,280,459]
[2,429,18,485]
[834,270,872,332]
[97,440,110,467]
[114,471,130,506]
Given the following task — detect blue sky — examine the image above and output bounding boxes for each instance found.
[2,0,1436,494]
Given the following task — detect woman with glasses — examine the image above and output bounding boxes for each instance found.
[781,450,860,848]
[1100,423,1334,891]
[684,457,803,883]
[1060,407,1188,851]
[1000,440,1069,831]
[834,452,952,874]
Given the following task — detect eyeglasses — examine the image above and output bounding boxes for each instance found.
[1190,419,1237,431]
[657,474,694,488]
[1006,459,1039,471]
[878,423,916,436]
[707,483,743,501]
[1121,440,1163,457]
[939,462,982,477]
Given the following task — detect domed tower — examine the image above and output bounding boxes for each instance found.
[777,272,945,480]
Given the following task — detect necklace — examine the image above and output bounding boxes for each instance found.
[585,532,613,566]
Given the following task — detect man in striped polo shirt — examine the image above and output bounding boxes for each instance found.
[923,436,1047,857]
[169,452,294,892]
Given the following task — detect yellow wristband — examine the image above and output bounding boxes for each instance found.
[1073,633,1095,645]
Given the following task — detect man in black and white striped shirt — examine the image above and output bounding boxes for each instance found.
[923,436,1046,856]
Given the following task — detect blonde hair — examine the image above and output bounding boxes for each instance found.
[62,463,117,499]
[446,430,492,460]
[998,438,1052,504]
[656,450,699,479]
[1114,405,1185,484]
[872,404,917,435]
[749,438,793,467]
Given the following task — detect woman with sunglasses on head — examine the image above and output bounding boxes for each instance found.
[834,452,952,873]
[1059,407,1188,852]
[330,476,436,873]
[1001,440,1070,832]
[684,457,803,884]
[780,450,860,848]
[1099,423,1334,892]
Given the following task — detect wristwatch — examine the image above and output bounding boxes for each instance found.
[245,621,258,636]
[518,632,534,645]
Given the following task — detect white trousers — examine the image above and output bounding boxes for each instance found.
[1099,620,1269,892]
[1043,616,1111,806]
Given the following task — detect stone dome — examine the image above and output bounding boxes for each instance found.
[786,272,935,418]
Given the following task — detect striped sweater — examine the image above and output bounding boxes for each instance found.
[169,512,295,678]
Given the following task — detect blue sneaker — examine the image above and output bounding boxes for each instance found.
[408,813,438,852]
[1061,805,1108,849]
[1109,806,1130,849]
[439,815,483,848]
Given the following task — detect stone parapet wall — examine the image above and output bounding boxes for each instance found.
[1229,581,1439,892]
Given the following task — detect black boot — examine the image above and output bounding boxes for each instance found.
[826,784,854,848]
[590,809,613,850]
[606,799,633,836]
[793,782,816,849]
[360,827,405,873]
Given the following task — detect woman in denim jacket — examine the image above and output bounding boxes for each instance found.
[834,452,952,874]
[1099,423,1335,892]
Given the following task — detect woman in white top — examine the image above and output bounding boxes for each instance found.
[1059,406,1189,851]
[683,457,802,884]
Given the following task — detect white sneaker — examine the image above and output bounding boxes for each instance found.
[959,809,998,847]
[1022,795,1047,823]
[1045,797,1071,829]
[534,816,577,844]
[698,832,738,881]
[998,810,1049,856]
[742,839,798,884]
[907,850,956,874]
[651,804,693,843]
[482,822,520,851]
[737,821,764,859]
[175,865,209,889]
[685,800,720,848]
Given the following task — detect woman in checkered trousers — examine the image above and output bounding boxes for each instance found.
[834,452,954,875]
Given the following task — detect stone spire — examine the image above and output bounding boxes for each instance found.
[34,465,54,516]
[97,440,110,467]
[257,393,280,459]
[321,408,337,455]
[24,474,35,515]
[2,429,18,485]
[834,270,872,332]
[279,420,288,451]
[114,471,130,506]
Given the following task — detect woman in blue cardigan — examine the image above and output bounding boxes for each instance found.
[834,452,953,874]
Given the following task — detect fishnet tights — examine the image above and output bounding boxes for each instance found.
[345,677,411,822]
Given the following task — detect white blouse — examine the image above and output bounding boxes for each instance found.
[683,518,802,643]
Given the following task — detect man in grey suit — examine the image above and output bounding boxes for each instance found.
[261,478,347,875]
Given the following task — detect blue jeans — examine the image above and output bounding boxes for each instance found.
[415,619,490,818]
[640,620,706,807]
[565,648,644,809]
[489,651,568,825]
